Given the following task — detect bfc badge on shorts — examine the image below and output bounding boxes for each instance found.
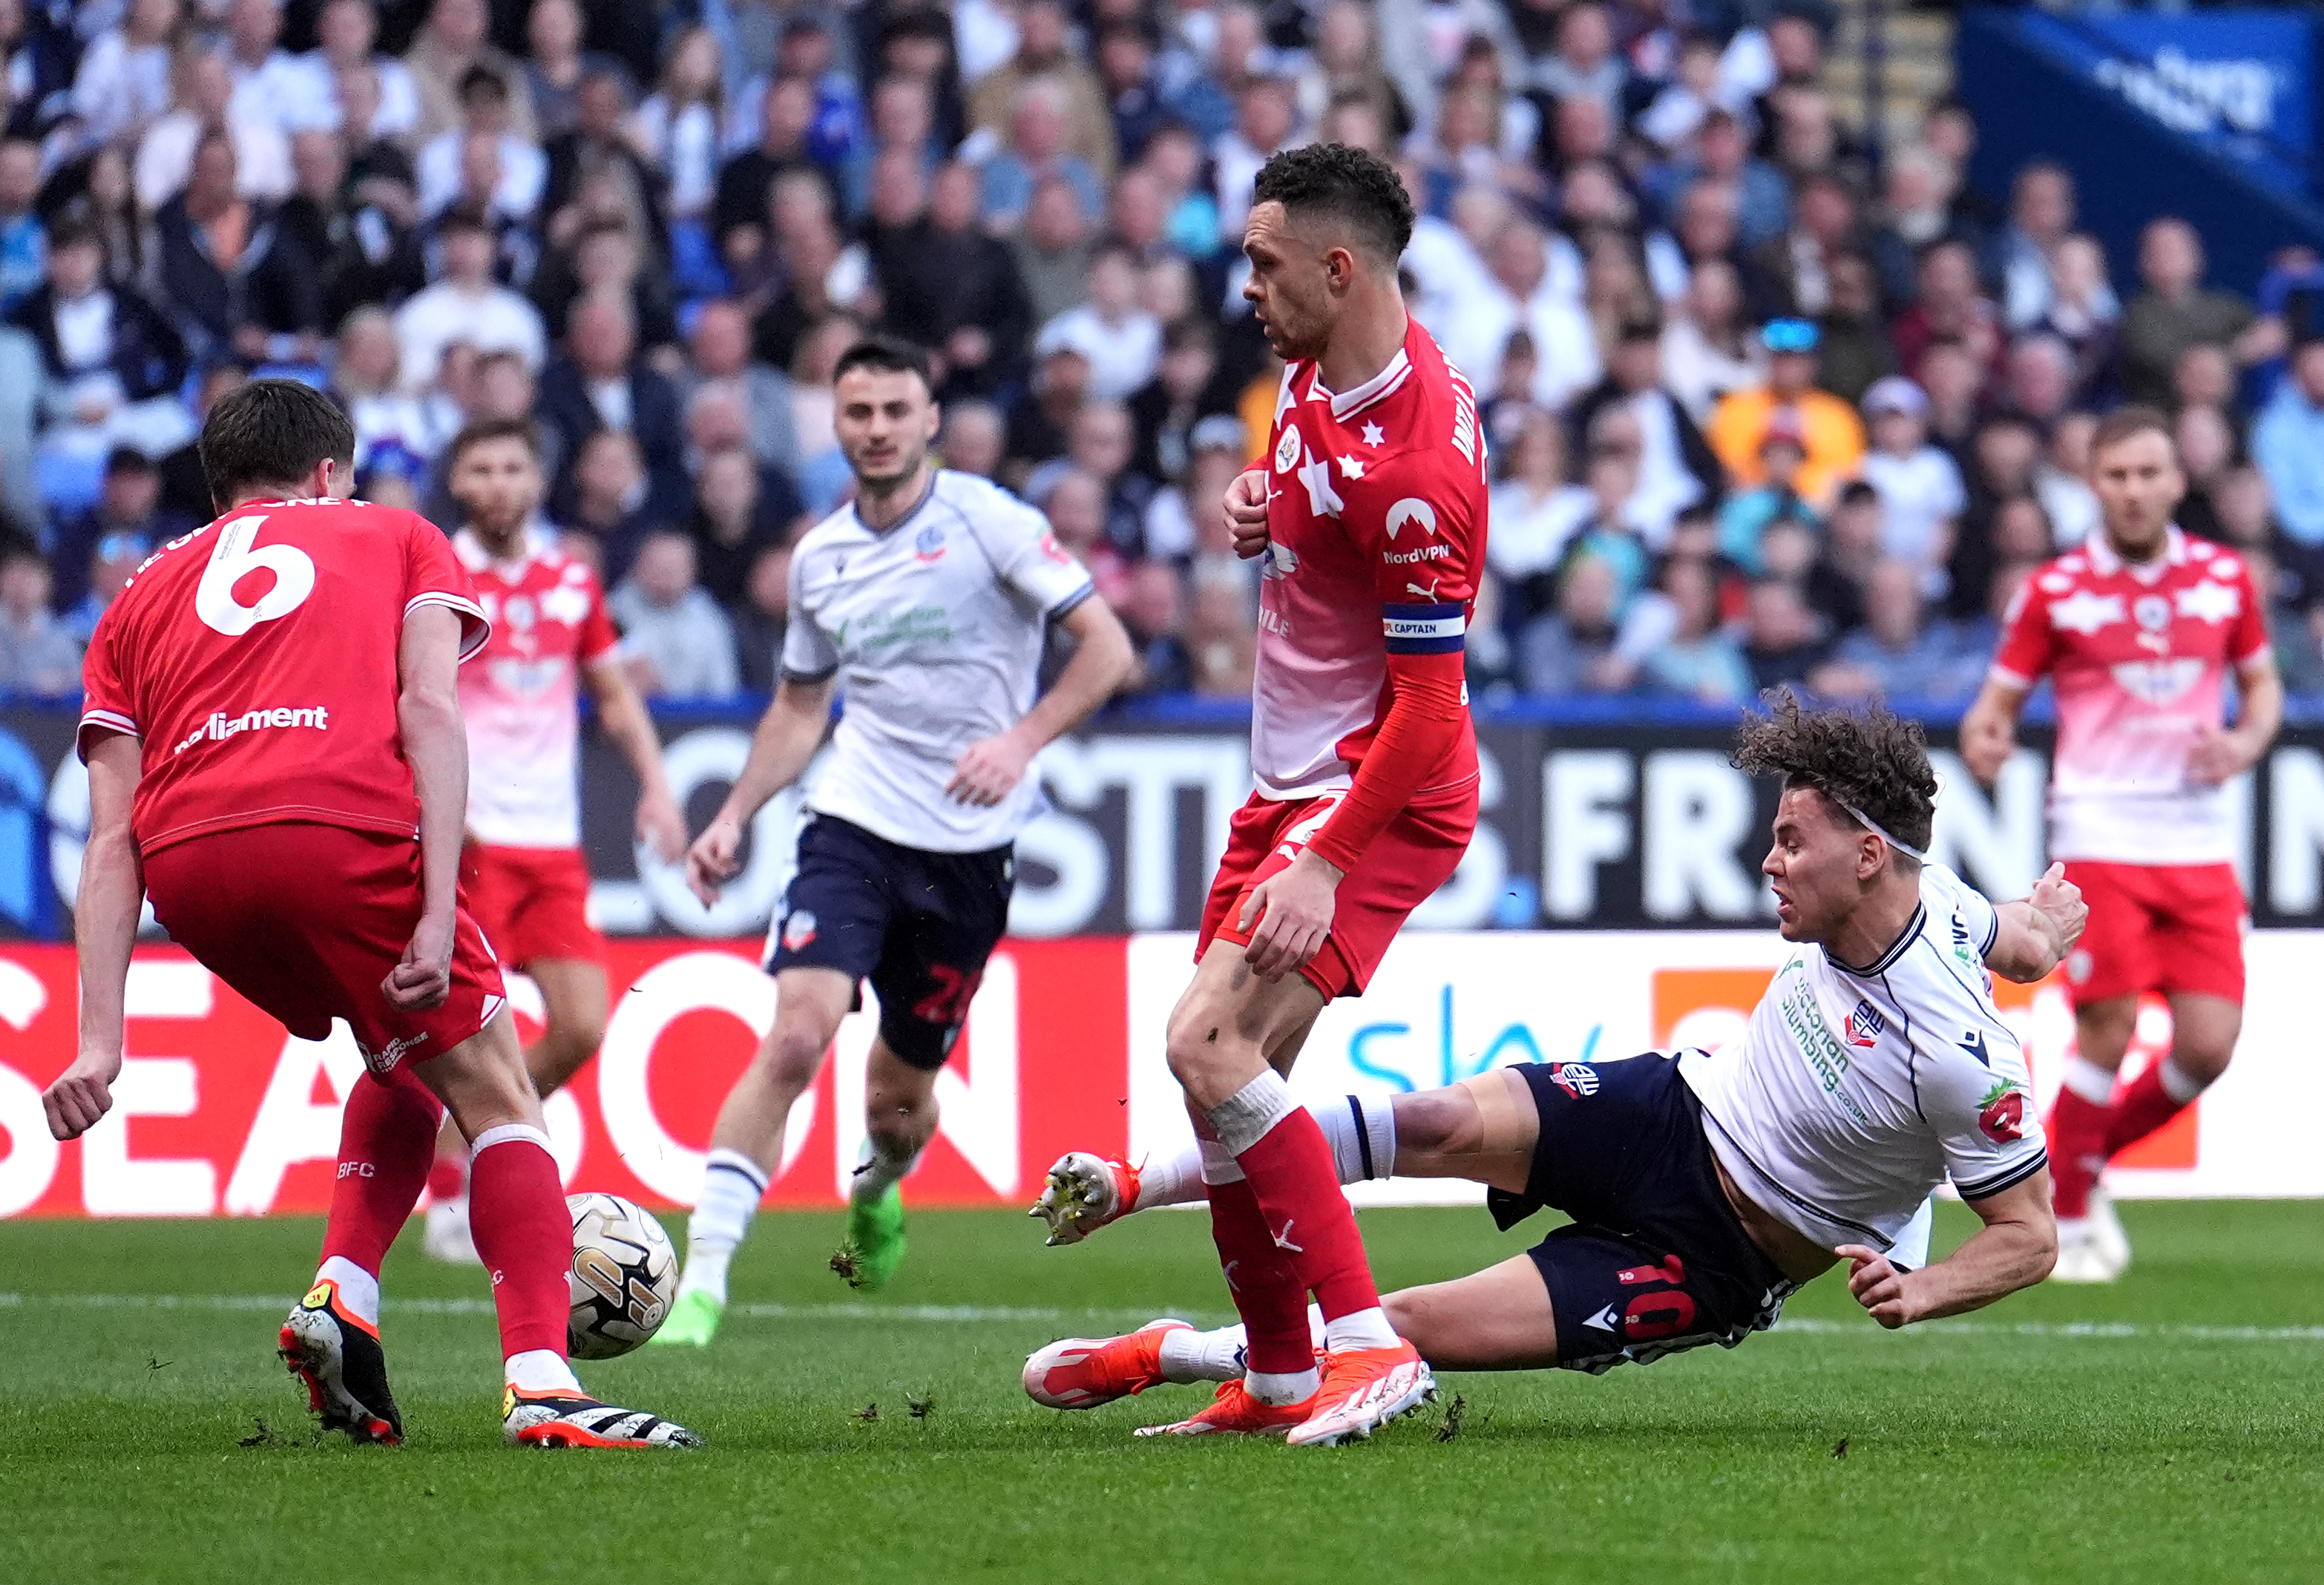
[1550,1063,1600,1099]
[783,909,818,951]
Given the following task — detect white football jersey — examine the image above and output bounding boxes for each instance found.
[781,470,1094,853]
[1678,863,2047,1256]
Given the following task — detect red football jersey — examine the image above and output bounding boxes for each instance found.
[1253,318,1486,800]
[79,498,489,856]
[1990,526,2270,864]
[453,526,620,850]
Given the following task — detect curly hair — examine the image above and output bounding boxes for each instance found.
[1730,689,1937,858]
[1251,142,1415,264]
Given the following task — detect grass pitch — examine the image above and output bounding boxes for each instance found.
[1,1200,2318,1584]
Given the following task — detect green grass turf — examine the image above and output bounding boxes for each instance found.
[1,1201,2319,1584]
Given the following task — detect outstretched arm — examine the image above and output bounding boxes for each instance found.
[948,595,1135,806]
[43,732,144,1140]
[1837,1171,2057,1328]
[1958,676,2029,787]
[1985,861,2086,984]
[685,674,834,906]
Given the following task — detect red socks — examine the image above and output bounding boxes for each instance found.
[1235,1109,1383,1324]
[467,1125,572,1360]
[1203,1172,1314,1375]
[2046,1086,2108,1220]
[427,1149,467,1205]
[321,1067,442,1276]
[2104,1063,2196,1158]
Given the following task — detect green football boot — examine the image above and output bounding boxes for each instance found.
[647,1286,725,1348]
[839,1184,908,1290]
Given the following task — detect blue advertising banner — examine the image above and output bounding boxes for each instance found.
[2015,11,2316,198]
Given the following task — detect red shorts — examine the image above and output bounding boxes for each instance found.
[145,822,508,1077]
[1196,781,1477,1000]
[2061,859,2246,1007]
[461,842,605,968]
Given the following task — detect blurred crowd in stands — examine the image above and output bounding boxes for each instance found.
[5,0,2324,707]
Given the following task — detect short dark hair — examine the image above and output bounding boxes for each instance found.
[448,416,543,465]
[438,202,493,238]
[1250,142,1414,263]
[46,214,101,252]
[458,63,510,102]
[832,334,932,391]
[1731,689,1937,860]
[2090,403,2174,459]
[198,378,357,511]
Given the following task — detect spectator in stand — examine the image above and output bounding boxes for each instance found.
[1212,70,1302,241]
[407,0,537,148]
[1184,562,1258,697]
[732,539,794,695]
[686,442,801,608]
[2252,333,2324,554]
[1948,412,2044,620]
[1807,250,1892,407]
[1817,558,1966,703]
[0,141,35,314]
[1517,551,1633,697]
[872,160,1032,401]
[633,26,726,229]
[608,528,739,698]
[151,130,323,367]
[971,0,1117,180]
[2120,217,2261,410]
[1117,558,1194,696]
[1993,161,2078,332]
[135,41,292,213]
[1655,111,1789,252]
[983,76,1106,228]
[1754,173,1858,321]
[1917,337,1982,464]
[417,64,549,223]
[1865,142,1960,311]
[939,398,1007,479]
[0,541,78,694]
[1661,257,1765,422]
[1040,467,1129,604]
[332,306,445,477]
[1857,375,1966,595]
[156,363,246,520]
[1641,555,1752,703]
[223,0,335,140]
[528,204,676,355]
[70,0,180,151]
[1739,574,1828,692]
[517,0,605,141]
[559,427,659,578]
[1707,318,1862,507]
[308,0,420,142]
[2171,341,2239,425]
[1034,241,1163,403]
[8,215,190,460]
[1129,317,1231,487]
[1889,236,2003,387]
[1571,326,1717,544]
[46,448,188,613]
[2171,403,2236,544]
[284,130,426,327]
[2000,333,2076,433]
[1532,1,1627,120]
[1718,417,1818,575]
[2033,232,2121,409]
[1293,3,1399,147]
[1096,23,1171,169]
[714,75,821,277]
[2036,413,2099,548]
[542,66,669,260]
[536,290,686,516]
[59,529,151,646]
[678,298,801,485]
[393,204,547,391]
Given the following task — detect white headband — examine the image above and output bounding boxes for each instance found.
[1839,801,1929,864]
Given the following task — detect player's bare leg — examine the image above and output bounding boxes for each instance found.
[652,967,853,1345]
[2048,995,2135,1282]
[841,1043,939,1290]
[1382,1256,1560,1371]
[291,1008,699,1448]
[425,957,607,1264]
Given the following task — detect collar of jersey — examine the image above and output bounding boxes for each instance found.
[1301,347,1412,421]
[1825,900,1926,979]
[851,472,941,538]
[2082,523,2186,580]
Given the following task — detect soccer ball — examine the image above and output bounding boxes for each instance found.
[566,1192,677,1359]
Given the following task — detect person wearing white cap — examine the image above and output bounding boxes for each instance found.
[1857,374,1966,598]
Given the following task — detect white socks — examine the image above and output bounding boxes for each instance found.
[315,1256,378,1328]
[505,1348,581,1394]
[2157,1057,2207,1105]
[1322,1305,1398,1353]
[1158,1307,1331,1384]
[1130,1146,1200,1212]
[850,1134,925,1205]
[1204,1070,1298,1157]
[677,1148,769,1304]
[2061,1057,2117,1106]
[1319,1093,1396,1185]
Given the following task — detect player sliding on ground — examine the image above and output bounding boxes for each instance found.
[1136,144,1491,1447]
[653,336,1133,1345]
[423,416,687,1264]
[1025,698,2078,1408]
[41,381,697,1448]
[1960,404,2282,1283]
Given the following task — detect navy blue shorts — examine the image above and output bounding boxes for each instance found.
[766,814,1014,1070]
[1488,1054,1796,1375]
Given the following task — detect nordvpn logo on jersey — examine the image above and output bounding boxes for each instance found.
[913,524,946,563]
